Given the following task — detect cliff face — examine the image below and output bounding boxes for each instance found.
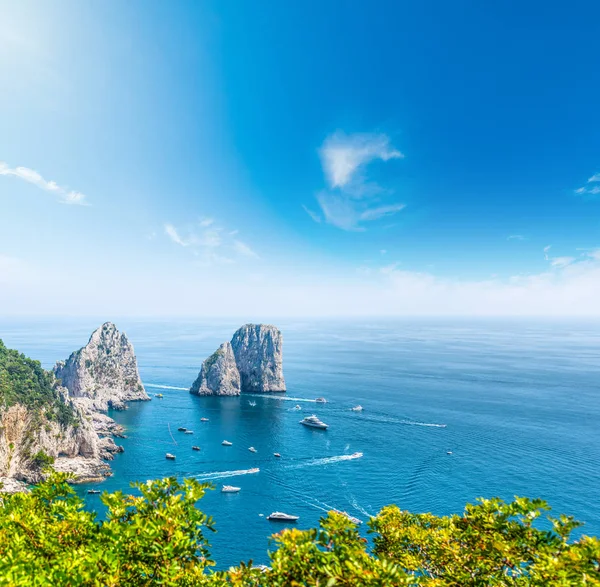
[190,324,285,396]
[231,324,285,393]
[54,322,149,411]
[190,342,240,396]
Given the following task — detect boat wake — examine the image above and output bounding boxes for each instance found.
[245,394,319,403]
[145,383,188,391]
[191,467,260,481]
[284,453,363,470]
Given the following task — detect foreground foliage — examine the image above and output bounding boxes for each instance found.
[0,473,598,586]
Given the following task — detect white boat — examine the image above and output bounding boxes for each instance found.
[300,415,328,430]
[350,452,363,458]
[273,452,281,458]
[222,440,233,446]
[200,418,209,422]
[184,430,194,434]
[222,485,241,493]
[267,511,299,522]
[293,405,302,410]
[350,405,363,412]
[249,446,257,453]
[248,467,260,474]
[447,451,453,455]
[192,446,201,451]
[335,510,362,524]
[315,397,327,403]
[165,453,176,460]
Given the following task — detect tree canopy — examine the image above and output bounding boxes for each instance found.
[0,473,598,586]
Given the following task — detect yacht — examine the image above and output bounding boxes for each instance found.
[192,446,201,451]
[249,446,257,453]
[273,453,281,458]
[184,430,194,434]
[165,453,176,460]
[222,485,241,493]
[200,417,209,422]
[335,510,362,524]
[177,427,187,432]
[87,489,101,494]
[300,415,328,429]
[350,405,363,412]
[447,451,453,455]
[315,397,327,403]
[222,440,233,446]
[267,512,299,522]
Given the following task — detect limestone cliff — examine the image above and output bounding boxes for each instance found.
[54,322,149,411]
[190,324,285,396]
[190,342,240,396]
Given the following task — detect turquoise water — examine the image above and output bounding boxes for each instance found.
[1,318,599,568]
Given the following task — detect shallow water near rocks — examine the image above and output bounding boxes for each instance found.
[2,318,599,568]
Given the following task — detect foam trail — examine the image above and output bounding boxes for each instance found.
[245,394,319,403]
[191,468,260,481]
[145,383,188,391]
[348,494,373,518]
[284,453,363,470]
[400,420,447,428]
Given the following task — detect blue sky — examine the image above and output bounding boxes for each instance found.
[1,0,600,316]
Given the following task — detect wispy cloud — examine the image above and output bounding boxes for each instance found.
[550,256,575,268]
[308,131,406,231]
[574,171,600,196]
[164,217,259,265]
[0,161,89,205]
[543,245,552,260]
[507,234,526,241]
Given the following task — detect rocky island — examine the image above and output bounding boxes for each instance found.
[0,323,147,491]
[190,324,285,396]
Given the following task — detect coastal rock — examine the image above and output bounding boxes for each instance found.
[190,324,285,396]
[190,342,240,396]
[231,324,286,392]
[0,477,29,494]
[54,322,149,411]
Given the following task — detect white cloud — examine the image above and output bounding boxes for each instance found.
[574,171,600,196]
[550,256,575,268]
[311,131,406,231]
[199,217,214,227]
[588,173,600,183]
[233,240,259,259]
[319,131,403,188]
[164,224,189,247]
[507,234,525,241]
[302,204,322,223]
[543,245,552,260]
[0,161,89,205]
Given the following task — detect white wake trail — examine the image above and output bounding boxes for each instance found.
[284,453,363,470]
[191,468,260,481]
[145,383,188,391]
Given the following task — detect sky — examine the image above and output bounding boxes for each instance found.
[1,0,600,317]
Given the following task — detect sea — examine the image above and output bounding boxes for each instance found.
[1,317,599,569]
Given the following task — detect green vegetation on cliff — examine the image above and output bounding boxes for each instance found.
[0,339,77,428]
[0,473,597,586]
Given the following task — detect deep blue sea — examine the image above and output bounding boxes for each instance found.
[1,318,599,568]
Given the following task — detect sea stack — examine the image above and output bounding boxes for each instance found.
[54,322,149,411]
[190,342,241,396]
[190,324,286,396]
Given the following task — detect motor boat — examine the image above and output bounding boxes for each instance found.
[248,468,260,474]
[154,393,163,398]
[184,430,194,434]
[300,415,328,430]
[222,485,241,493]
[192,446,201,451]
[335,510,362,524]
[249,446,257,453]
[293,405,302,410]
[87,489,101,494]
[200,418,209,422]
[165,453,176,460]
[350,452,363,458]
[222,440,232,446]
[350,405,363,412]
[273,453,281,458]
[267,512,299,522]
[177,427,187,432]
[447,451,453,455]
[315,397,327,403]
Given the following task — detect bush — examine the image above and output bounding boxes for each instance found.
[0,473,598,586]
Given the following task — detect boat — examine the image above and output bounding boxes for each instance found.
[249,446,257,453]
[315,397,327,403]
[177,427,187,432]
[293,405,302,410]
[274,453,281,458]
[335,510,362,524]
[248,467,260,473]
[248,400,256,407]
[267,512,299,522]
[200,418,209,422]
[222,485,241,493]
[192,446,201,451]
[222,440,232,446]
[87,489,101,494]
[447,451,453,455]
[184,430,194,434]
[300,415,328,430]
[154,393,163,398]
[350,405,363,412]
[351,452,363,458]
[165,453,176,460]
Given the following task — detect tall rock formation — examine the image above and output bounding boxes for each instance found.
[190,342,240,396]
[190,324,285,396]
[54,322,149,411]
[231,324,285,393]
